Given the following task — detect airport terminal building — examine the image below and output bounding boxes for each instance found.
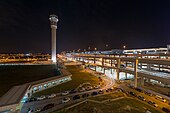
[0,69,72,113]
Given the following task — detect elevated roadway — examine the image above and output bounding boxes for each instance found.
[68,54,170,87]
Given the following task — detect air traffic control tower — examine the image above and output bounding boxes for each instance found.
[49,14,59,63]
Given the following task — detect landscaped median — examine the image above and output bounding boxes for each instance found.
[33,65,100,97]
[89,91,125,102]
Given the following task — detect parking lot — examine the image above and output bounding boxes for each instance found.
[119,83,170,112]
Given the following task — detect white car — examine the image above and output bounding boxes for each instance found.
[61,91,69,95]
[48,94,56,99]
[155,95,166,102]
[28,109,33,113]
[34,108,40,112]
[79,88,85,92]
[153,103,158,107]
[86,86,93,90]
[37,95,46,101]
[94,85,100,89]
[62,97,70,103]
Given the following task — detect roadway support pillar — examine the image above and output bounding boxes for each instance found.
[134,59,138,88]
[102,58,104,66]
[94,57,96,64]
[147,78,151,83]
[139,63,142,69]
[141,77,144,86]
[116,58,120,81]
[111,60,113,66]
[131,62,134,68]
[126,62,128,67]
[147,64,151,71]
[125,73,127,79]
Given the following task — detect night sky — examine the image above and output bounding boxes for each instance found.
[0,0,170,53]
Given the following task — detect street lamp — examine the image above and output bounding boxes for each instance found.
[123,46,126,49]
[106,44,108,50]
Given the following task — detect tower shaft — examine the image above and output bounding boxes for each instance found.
[51,25,57,62]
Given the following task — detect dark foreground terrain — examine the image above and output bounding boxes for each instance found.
[0,64,59,97]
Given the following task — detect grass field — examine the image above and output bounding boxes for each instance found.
[0,64,58,97]
[89,91,125,101]
[53,98,161,113]
[33,65,100,96]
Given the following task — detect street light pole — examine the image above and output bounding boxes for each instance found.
[106,44,108,50]
[123,45,126,50]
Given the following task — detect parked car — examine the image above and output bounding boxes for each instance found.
[135,87,143,92]
[86,86,93,90]
[117,88,124,92]
[128,85,135,89]
[152,102,158,107]
[79,87,86,92]
[106,87,113,92]
[37,95,46,101]
[34,108,40,112]
[82,93,89,98]
[129,91,137,97]
[148,101,158,107]
[94,85,100,89]
[28,97,37,102]
[41,103,54,111]
[62,97,70,103]
[61,91,69,95]
[91,91,98,96]
[98,90,104,94]
[48,94,56,99]
[155,95,166,102]
[28,108,33,113]
[145,91,153,96]
[148,101,153,105]
[69,89,77,94]
[73,95,81,100]
[162,107,170,113]
[138,96,146,101]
